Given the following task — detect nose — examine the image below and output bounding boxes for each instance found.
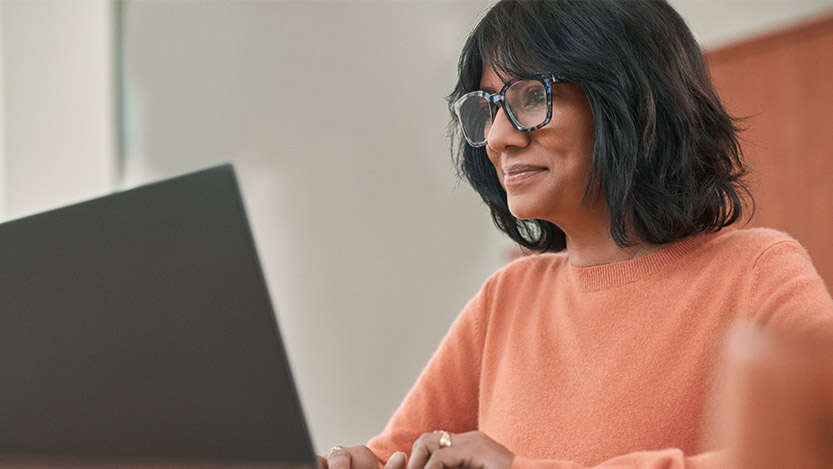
[486,105,529,153]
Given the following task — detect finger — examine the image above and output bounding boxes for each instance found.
[318,455,330,469]
[326,446,351,469]
[408,432,448,469]
[349,445,386,469]
[424,445,466,469]
[384,451,408,469]
[424,432,473,469]
[407,433,437,469]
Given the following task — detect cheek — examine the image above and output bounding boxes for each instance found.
[580,113,595,149]
[579,131,596,175]
[485,149,505,187]
[577,103,596,164]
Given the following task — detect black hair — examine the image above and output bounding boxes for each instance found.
[448,0,752,252]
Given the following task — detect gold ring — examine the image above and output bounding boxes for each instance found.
[438,430,452,448]
[326,446,344,457]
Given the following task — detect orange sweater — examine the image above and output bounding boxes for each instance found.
[367,228,833,468]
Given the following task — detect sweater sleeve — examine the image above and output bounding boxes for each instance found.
[366,288,489,462]
[512,448,725,469]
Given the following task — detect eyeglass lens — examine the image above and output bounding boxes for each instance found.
[457,79,549,146]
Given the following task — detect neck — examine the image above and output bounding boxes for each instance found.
[563,226,666,267]
[544,197,668,267]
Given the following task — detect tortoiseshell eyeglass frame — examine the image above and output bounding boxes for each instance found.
[454,74,566,148]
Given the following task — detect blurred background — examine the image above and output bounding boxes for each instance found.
[1,0,832,455]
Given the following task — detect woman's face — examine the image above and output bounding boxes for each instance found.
[481,67,600,229]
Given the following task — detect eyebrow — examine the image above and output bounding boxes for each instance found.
[479,80,502,94]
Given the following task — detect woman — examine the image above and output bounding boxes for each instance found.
[322,1,833,468]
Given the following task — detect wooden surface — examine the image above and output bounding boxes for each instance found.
[706,13,833,291]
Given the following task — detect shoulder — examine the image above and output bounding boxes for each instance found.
[466,252,570,308]
[451,253,569,341]
[720,226,803,248]
[700,227,809,264]
[484,251,569,287]
[686,227,821,286]
[714,228,833,327]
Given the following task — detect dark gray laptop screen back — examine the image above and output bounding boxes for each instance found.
[0,165,315,466]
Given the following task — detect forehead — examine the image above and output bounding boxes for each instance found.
[478,66,512,93]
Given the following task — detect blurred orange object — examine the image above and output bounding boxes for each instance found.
[723,325,833,469]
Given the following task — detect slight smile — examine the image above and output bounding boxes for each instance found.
[503,165,548,186]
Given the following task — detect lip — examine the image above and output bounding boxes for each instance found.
[502,165,548,186]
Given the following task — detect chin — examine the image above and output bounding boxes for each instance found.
[507,203,544,222]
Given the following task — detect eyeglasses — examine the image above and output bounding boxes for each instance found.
[453,74,565,148]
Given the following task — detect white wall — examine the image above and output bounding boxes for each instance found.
[0,0,117,220]
[118,0,504,451]
[670,0,833,48]
[0,3,5,220]
[2,0,833,456]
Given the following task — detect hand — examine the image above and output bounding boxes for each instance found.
[389,431,515,469]
[319,445,383,469]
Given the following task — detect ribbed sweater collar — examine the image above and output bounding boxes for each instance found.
[567,229,728,292]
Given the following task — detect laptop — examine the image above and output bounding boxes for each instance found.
[0,165,318,468]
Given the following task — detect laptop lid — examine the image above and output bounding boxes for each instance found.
[0,165,317,467]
